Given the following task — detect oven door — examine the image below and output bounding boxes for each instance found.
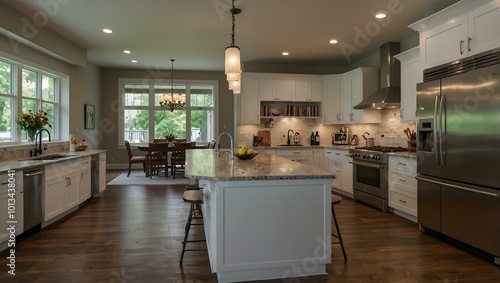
[352,160,387,199]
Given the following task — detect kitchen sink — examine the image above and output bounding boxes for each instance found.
[277,144,303,147]
[20,153,78,161]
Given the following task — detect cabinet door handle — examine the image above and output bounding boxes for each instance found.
[81,173,84,180]
[350,113,353,121]
[467,36,472,52]
[460,40,464,55]
[400,108,404,118]
[399,178,406,182]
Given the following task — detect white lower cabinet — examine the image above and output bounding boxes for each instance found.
[274,149,311,165]
[388,156,417,220]
[44,157,91,222]
[99,153,106,193]
[325,148,352,195]
[79,159,91,202]
[0,171,23,244]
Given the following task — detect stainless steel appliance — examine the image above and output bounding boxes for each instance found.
[23,167,44,232]
[332,132,349,145]
[416,48,500,265]
[349,146,408,212]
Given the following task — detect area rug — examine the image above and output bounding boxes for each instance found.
[107,171,190,186]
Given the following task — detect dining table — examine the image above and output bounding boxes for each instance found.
[135,142,204,177]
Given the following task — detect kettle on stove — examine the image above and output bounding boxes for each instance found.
[349,135,358,145]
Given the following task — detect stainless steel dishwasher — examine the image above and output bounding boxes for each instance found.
[23,167,44,231]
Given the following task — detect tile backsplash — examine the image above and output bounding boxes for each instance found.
[237,108,416,148]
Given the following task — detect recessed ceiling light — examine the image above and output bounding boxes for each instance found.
[375,13,386,19]
[124,50,131,54]
[102,28,113,34]
[282,52,289,56]
[329,39,338,44]
[131,60,137,63]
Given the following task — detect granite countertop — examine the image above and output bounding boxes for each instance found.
[254,144,357,150]
[0,149,106,173]
[185,149,335,181]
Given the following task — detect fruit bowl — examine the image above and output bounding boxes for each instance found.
[234,152,258,160]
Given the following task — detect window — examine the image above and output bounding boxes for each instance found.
[119,79,217,144]
[0,58,60,143]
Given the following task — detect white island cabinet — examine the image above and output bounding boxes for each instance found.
[185,149,334,283]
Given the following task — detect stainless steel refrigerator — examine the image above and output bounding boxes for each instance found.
[416,49,500,265]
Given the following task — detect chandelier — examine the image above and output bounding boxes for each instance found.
[159,59,186,112]
[225,0,241,94]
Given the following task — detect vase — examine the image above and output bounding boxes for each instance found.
[26,128,37,142]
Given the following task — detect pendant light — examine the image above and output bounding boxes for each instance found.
[225,0,242,94]
[159,59,186,112]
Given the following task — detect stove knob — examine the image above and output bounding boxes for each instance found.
[366,155,371,159]
[375,156,381,160]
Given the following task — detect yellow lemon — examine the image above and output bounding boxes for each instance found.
[234,149,241,155]
[247,148,254,155]
[242,145,249,150]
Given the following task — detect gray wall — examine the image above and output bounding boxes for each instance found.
[100,68,234,167]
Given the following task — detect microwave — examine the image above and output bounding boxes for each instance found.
[333,132,349,145]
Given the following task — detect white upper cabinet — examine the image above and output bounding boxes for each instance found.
[394,47,422,123]
[340,68,381,124]
[260,78,292,101]
[239,78,261,124]
[323,75,341,124]
[292,79,322,102]
[410,0,500,69]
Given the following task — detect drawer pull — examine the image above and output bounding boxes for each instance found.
[399,199,407,204]
[399,178,406,182]
[398,162,406,166]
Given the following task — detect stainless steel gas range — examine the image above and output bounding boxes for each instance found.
[349,146,408,212]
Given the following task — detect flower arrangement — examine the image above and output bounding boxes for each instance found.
[16,110,52,142]
[164,133,176,142]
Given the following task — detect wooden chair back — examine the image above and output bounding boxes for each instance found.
[125,140,133,159]
[148,142,169,178]
[153,139,166,143]
[174,138,187,143]
[204,140,216,149]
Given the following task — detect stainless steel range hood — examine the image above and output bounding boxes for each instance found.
[354,42,401,110]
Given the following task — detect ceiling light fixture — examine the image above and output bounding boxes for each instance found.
[159,59,186,112]
[124,50,131,54]
[282,52,289,56]
[329,39,338,44]
[131,60,137,63]
[225,0,242,94]
[102,28,113,34]
[375,13,387,19]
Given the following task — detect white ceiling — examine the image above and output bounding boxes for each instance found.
[3,0,461,71]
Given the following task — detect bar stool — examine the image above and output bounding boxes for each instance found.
[179,190,206,265]
[331,194,347,262]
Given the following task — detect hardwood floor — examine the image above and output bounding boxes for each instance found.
[1,169,498,282]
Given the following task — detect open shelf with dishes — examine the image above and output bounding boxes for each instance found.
[260,101,321,119]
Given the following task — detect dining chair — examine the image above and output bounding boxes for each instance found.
[204,140,216,149]
[174,138,187,143]
[125,140,147,177]
[147,142,169,179]
[171,142,195,178]
[153,138,166,143]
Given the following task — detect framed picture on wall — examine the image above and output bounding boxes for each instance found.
[84,104,95,129]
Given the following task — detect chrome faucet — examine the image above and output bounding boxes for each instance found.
[287,129,294,145]
[33,129,51,157]
[216,132,234,159]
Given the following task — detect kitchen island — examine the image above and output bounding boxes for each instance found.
[185,149,334,283]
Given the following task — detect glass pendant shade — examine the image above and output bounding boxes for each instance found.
[225,46,241,74]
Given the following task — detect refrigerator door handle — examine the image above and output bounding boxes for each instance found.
[439,94,446,166]
[416,176,500,198]
[434,95,440,165]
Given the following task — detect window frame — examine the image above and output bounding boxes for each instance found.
[117,78,219,146]
[0,57,61,144]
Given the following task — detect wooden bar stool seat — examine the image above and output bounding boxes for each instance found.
[331,194,347,262]
[180,190,206,265]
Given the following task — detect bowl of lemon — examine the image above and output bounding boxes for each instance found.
[234,145,258,160]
